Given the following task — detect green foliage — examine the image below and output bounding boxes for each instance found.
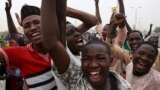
[154,27,160,36]
[0,36,8,47]
[154,27,160,33]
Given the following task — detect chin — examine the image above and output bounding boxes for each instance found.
[33,40,42,45]
[133,68,148,76]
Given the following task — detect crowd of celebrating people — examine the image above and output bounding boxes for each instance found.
[0,0,160,90]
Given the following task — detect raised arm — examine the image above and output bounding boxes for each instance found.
[118,0,125,13]
[95,0,102,23]
[41,0,70,74]
[118,0,132,33]
[5,0,22,41]
[105,14,131,64]
[94,0,104,38]
[66,7,98,33]
[56,0,67,46]
[144,24,153,39]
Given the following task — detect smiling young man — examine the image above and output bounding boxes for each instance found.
[0,4,58,90]
[126,42,160,90]
[40,0,131,89]
[65,7,98,66]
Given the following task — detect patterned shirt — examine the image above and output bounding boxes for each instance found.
[53,60,132,90]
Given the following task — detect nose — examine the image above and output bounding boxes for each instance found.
[141,54,148,62]
[30,24,37,31]
[132,39,137,43]
[89,59,99,68]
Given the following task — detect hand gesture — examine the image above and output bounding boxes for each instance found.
[15,13,22,26]
[110,13,126,25]
[94,0,99,4]
[5,0,12,12]
[150,23,153,28]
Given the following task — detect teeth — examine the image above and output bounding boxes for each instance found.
[90,72,99,75]
[32,32,40,37]
[77,39,82,42]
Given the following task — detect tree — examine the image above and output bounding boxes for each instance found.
[154,27,160,36]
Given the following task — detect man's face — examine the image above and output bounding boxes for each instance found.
[66,24,84,53]
[102,25,110,41]
[81,43,110,88]
[133,44,156,76]
[22,15,41,45]
[128,32,143,52]
[148,37,159,48]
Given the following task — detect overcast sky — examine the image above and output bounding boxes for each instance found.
[0,0,160,32]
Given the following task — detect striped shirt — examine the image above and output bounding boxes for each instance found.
[0,44,57,90]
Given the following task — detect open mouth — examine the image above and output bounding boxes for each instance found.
[89,71,101,82]
[132,44,139,50]
[136,61,147,70]
[76,38,84,46]
[31,32,41,40]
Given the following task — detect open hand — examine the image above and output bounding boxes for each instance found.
[110,13,126,25]
[94,0,99,4]
[5,0,12,12]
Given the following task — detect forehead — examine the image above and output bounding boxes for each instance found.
[22,15,41,25]
[82,44,108,55]
[66,24,76,30]
[128,32,142,38]
[136,44,156,55]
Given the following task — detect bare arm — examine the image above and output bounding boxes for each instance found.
[66,7,98,33]
[94,0,103,37]
[41,0,70,74]
[118,0,132,32]
[95,0,102,23]
[5,0,22,41]
[144,24,153,39]
[15,13,22,26]
[56,0,67,46]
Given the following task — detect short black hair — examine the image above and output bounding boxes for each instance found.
[82,39,111,56]
[136,41,158,58]
[21,5,40,21]
[127,30,143,38]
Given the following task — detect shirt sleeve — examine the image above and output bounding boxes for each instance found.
[0,47,22,67]
[105,38,132,65]
[52,59,82,89]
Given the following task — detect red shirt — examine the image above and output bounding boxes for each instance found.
[1,44,57,90]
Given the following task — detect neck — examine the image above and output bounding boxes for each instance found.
[133,69,150,77]
[95,79,111,90]
[68,46,80,56]
[32,43,47,54]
